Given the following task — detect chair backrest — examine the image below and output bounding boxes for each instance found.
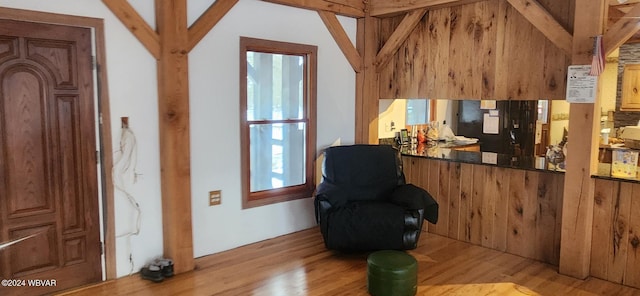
[321,144,404,202]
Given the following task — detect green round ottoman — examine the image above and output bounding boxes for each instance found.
[367,250,417,296]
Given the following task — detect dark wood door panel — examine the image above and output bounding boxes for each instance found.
[2,67,54,218]
[0,19,100,296]
[0,36,18,64]
[26,39,77,89]
[56,95,86,233]
[8,224,58,277]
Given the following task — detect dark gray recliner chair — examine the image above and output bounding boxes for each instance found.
[314,144,438,251]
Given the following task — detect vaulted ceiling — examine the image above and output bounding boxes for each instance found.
[609,0,640,43]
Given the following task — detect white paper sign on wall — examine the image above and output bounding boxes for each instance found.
[566,65,597,103]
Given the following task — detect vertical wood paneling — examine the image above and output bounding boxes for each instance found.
[503,5,531,100]
[436,161,451,236]
[402,156,415,184]
[378,0,571,100]
[481,0,498,99]
[447,5,472,98]
[459,163,474,242]
[528,13,546,100]
[470,2,487,99]
[427,8,451,99]
[535,172,559,264]
[470,165,485,245]
[400,14,429,98]
[492,167,510,251]
[448,163,462,239]
[591,179,615,280]
[402,156,412,183]
[541,35,568,99]
[413,18,430,98]
[481,166,496,248]
[522,171,539,260]
[403,157,564,266]
[590,179,640,290]
[507,169,525,256]
[624,183,640,288]
[426,159,439,233]
[378,16,401,99]
[608,182,632,283]
[553,173,564,266]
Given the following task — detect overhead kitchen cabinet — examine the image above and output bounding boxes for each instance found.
[621,64,640,111]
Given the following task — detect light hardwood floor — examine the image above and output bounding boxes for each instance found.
[59,228,640,296]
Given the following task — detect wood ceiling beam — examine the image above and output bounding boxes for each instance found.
[318,11,362,72]
[604,3,640,56]
[368,0,482,17]
[101,0,160,59]
[260,0,365,17]
[609,0,640,7]
[608,5,627,24]
[506,0,573,55]
[187,0,238,52]
[375,9,428,73]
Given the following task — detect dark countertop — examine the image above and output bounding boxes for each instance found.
[383,138,640,182]
[397,141,566,174]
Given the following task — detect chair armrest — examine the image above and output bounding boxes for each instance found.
[314,194,333,223]
[389,184,439,224]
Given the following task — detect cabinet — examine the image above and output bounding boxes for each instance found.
[621,64,640,111]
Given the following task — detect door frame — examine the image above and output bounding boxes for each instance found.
[0,8,116,280]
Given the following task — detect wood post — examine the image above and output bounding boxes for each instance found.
[156,0,194,273]
[355,16,381,144]
[559,0,606,279]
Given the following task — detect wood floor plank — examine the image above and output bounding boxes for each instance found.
[59,227,640,296]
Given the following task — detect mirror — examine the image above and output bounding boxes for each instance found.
[379,99,570,156]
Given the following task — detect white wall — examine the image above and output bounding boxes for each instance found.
[378,99,406,138]
[601,61,619,113]
[0,0,355,277]
[188,1,356,257]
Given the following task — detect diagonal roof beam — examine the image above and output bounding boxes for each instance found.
[102,0,160,59]
[604,3,640,57]
[187,0,238,52]
[609,0,640,7]
[318,11,362,72]
[261,0,365,18]
[375,9,428,73]
[368,0,482,17]
[507,0,573,55]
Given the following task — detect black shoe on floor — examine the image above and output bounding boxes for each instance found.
[140,264,164,283]
[154,258,174,278]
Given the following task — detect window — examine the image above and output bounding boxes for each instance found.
[406,99,436,125]
[240,37,317,208]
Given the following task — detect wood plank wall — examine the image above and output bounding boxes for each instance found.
[379,0,573,100]
[591,178,640,289]
[402,156,565,265]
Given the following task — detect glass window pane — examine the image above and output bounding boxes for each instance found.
[246,52,304,121]
[249,123,307,192]
[406,99,430,125]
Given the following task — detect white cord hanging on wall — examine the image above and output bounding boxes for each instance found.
[113,117,141,275]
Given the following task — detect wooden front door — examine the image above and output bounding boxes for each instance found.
[0,19,101,295]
